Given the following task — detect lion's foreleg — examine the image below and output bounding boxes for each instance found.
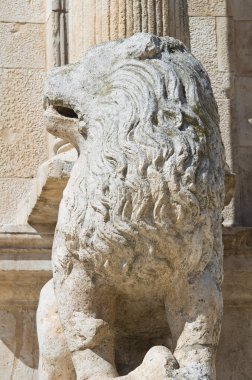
[165,268,222,379]
[53,258,118,380]
[37,279,76,380]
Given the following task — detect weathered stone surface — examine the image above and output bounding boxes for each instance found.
[189,16,233,102]
[38,33,225,379]
[28,150,77,228]
[68,0,83,61]
[46,12,59,69]
[189,13,235,229]
[0,311,16,380]
[218,100,233,166]
[217,308,252,380]
[189,17,217,72]
[0,225,52,379]
[0,0,251,378]
[0,227,52,307]
[234,76,252,146]
[119,346,179,380]
[0,179,36,224]
[0,0,45,23]
[222,226,252,257]
[0,229,51,379]
[0,22,45,68]
[234,21,252,76]
[216,17,234,73]
[211,72,233,100]
[0,310,38,380]
[238,148,252,226]
[0,69,47,178]
[187,0,229,16]
[37,280,76,379]
[46,1,69,69]
[46,0,53,20]
[223,257,252,306]
[218,100,235,225]
[230,0,252,20]
[222,227,252,307]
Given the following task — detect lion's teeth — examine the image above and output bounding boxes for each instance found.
[79,120,86,127]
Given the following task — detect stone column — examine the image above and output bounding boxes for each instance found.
[46,0,69,68]
[69,0,190,62]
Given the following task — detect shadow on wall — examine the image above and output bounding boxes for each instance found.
[0,309,38,373]
[226,0,252,226]
[216,3,252,380]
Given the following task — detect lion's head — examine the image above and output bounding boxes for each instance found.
[45,33,225,278]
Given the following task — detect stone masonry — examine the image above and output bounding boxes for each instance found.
[0,1,252,379]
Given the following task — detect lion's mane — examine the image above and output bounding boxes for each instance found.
[55,34,225,282]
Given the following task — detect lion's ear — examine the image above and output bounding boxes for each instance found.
[118,33,161,60]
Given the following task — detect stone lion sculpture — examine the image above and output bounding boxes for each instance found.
[38,33,226,379]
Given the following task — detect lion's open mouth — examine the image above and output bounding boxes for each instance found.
[44,97,79,120]
[53,105,78,119]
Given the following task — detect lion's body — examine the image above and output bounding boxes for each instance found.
[39,33,225,379]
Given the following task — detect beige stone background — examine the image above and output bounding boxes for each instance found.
[0,0,252,379]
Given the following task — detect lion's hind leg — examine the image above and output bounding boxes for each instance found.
[164,268,222,379]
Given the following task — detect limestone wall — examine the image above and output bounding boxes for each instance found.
[188,0,252,228]
[0,0,48,225]
[188,0,234,225]
[230,3,252,226]
[0,2,48,378]
[188,3,252,376]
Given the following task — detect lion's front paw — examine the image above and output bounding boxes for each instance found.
[118,345,178,380]
[117,347,214,380]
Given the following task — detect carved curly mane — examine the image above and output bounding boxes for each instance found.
[54,34,225,280]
